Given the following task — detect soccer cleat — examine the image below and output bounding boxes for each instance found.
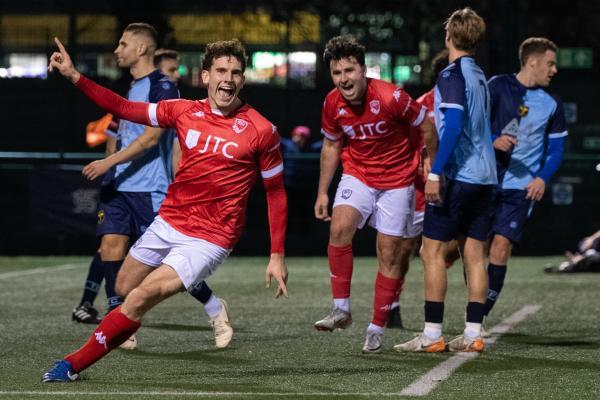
[362,330,384,353]
[386,306,403,329]
[118,333,138,350]
[393,333,446,353]
[209,299,233,349]
[480,324,492,339]
[72,301,102,324]
[314,308,353,332]
[447,334,485,352]
[42,360,79,383]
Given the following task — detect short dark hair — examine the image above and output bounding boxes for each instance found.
[519,37,558,66]
[202,39,247,72]
[123,22,158,48]
[444,7,486,52]
[323,35,366,67]
[431,49,449,77]
[154,48,179,67]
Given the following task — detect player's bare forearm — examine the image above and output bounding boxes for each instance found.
[421,118,438,163]
[105,137,117,156]
[109,127,164,166]
[317,138,341,196]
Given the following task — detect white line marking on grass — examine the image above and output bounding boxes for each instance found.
[0,263,83,280]
[0,392,402,397]
[400,304,542,397]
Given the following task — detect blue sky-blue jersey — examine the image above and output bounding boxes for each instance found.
[433,56,497,184]
[488,74,567,189]
[112,70,179,207]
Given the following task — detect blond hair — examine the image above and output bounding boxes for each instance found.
[444,7,486,53]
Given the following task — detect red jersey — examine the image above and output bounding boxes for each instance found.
[149,99,284,249]
[321,78,426,190]
[413,89,435,212]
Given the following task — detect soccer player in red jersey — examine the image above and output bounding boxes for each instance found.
[313,35,437,353]
[43,37,288,382]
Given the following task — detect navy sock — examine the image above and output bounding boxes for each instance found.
[189,281,213,304]
[79,252,104,306]
[103,260,124,311]
[466,301,486,323]
[484,263,507,316]
[424,301,444,323]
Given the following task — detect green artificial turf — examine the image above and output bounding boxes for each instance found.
[0,256,598,399]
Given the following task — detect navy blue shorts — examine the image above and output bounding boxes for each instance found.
[96,185,157,239]
[491,189,533,244]
[423,179,495,242]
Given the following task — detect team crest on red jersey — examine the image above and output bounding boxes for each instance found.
[369,100,380,115]
[232,118,249,134]
[393,89,401,102]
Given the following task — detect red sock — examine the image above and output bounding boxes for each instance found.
[372,272,402,327]
[328,243,353,299]
[65,306,141,372]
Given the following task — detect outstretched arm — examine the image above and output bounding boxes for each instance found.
[48,37,152,127]
[263,174,288,298]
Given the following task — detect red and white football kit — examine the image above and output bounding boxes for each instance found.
[321,78,426,237]
[320,79,427,332]
[60,74,287,376]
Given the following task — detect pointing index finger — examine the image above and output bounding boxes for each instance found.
[54,37,67,55]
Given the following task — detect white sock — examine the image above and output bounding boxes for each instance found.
[464,322,481,339]
[333,298,350,313]
[203,295,222,319]
[390,301,400,309]
[423,322,443,340]
[367,323,385,334]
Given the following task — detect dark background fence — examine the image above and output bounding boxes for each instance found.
[1,0,599,256]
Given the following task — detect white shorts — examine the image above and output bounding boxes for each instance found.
[129,216,231,290]
[407,210,425,238]
[333,174,416,238]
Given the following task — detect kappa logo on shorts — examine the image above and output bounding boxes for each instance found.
[97,210,105,225]
[509,221,518,229]
[369,100,380,115]
[341,189,352,199]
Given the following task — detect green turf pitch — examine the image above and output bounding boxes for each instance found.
[1,256,599,399]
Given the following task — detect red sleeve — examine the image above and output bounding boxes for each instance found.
[391,87,426,127]
[255,121,286,254]
[263,174,287,254]
[76,75,151,126]
[321,95,343,141]
[257,124,284,179]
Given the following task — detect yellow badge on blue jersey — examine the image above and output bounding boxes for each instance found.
[97,210,105,225]
[518,104,529,117]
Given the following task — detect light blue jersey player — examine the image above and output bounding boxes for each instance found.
[395,7,494,354]
[484,38,566,323]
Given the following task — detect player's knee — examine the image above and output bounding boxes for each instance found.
[115,277,131,298]
[329,221,354,245]
[490,237,512,264]
[126,286,157,312]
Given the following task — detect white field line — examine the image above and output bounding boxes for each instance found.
[0,391,402,397]
[400,304,542,397]
[0,263,84,280]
